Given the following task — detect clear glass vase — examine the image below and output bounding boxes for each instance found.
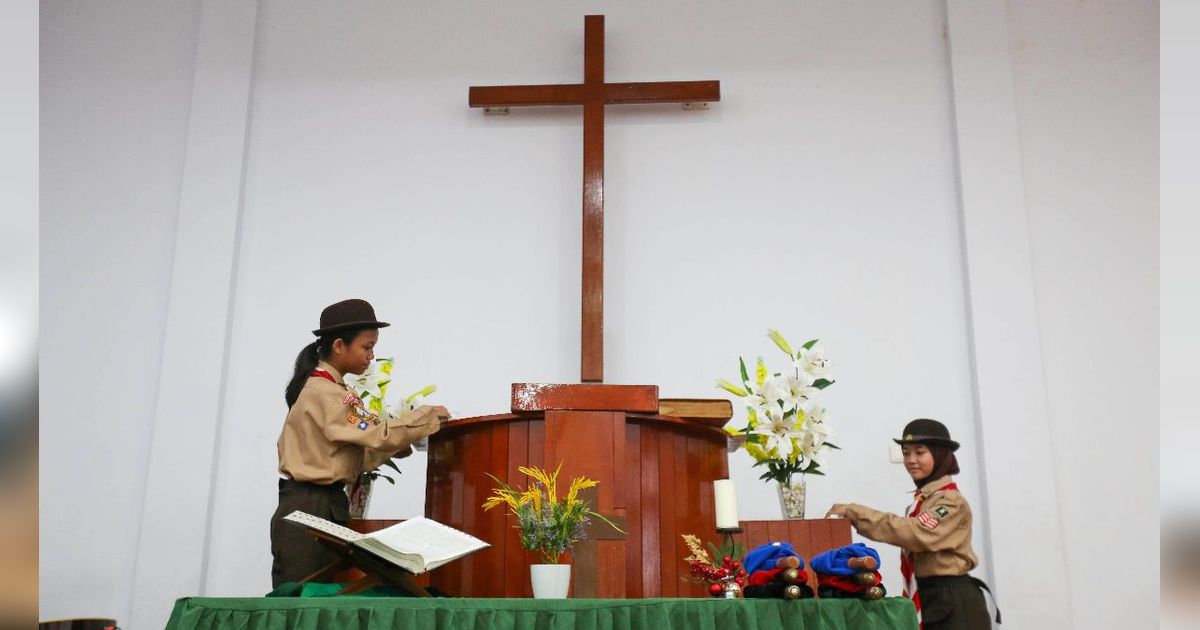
[347,477,373,519]
[777,477,807,519]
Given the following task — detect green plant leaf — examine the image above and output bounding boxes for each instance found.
[738,357,750,386]
[813,378,834,390]
[802,339,819,350]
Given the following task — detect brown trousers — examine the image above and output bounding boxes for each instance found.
[918,575,993,630]
[269,479,350,588]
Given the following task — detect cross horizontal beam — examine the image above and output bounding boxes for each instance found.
[469,81,720,108]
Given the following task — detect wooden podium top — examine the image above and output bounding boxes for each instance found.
[511,383,659,412]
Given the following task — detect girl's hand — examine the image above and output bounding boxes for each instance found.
[825,503,849,518]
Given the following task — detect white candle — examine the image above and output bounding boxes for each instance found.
[713,479,739,529]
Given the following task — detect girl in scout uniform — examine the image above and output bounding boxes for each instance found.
[826,419,996,630]
[269,298,448,587]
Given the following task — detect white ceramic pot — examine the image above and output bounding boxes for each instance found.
[530,563,571,599]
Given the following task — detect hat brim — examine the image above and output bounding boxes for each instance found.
[312,320,391,336]
[893,436,960,452]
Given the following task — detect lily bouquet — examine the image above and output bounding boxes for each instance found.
[343,357,437,484]
[482,464,623,564]
[717,330,838,485]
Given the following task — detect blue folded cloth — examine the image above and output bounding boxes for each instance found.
[810,542,882,576]
[742,541,803,574]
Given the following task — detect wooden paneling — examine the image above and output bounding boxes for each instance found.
[656,426,677,596]
[545,410,617,512]
[623,422,642,597]
[503,420,530,597]
[638,425,661,596]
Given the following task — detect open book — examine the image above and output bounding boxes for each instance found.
[283,511,489,574]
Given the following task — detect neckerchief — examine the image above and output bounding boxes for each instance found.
[901,481,958,629]
[310,369,336,383]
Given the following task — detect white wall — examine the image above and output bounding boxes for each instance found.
[202,0,984,605]
[39,1,1157,628]
[39,0,202,624]
[1007,1,1159,627]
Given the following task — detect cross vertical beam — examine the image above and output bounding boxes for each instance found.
[580,15,606,383]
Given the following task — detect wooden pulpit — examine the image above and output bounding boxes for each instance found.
[425,383,734,598]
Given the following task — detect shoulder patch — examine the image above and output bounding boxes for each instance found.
[916,511,941,530]
[356,420,370,431]
[934,506,950,518]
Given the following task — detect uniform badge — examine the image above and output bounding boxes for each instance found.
[357,420,369,431]
[934,506,950,518]
[917,511,941,530]
[342,393,362,407]
[371,418,382,426]
[354,405,369,418]
[346,414,358,424]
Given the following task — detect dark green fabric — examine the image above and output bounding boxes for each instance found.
[166,596,918,630]
[265,582,416,598]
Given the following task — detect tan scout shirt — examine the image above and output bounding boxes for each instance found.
[277,361,441,484]
[842,476,978,578]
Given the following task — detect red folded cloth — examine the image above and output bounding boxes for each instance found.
[748,567,809,587]
[817,571,880,593]
[748,568,782,587]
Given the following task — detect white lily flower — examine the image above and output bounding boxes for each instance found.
[795,344,832,379]
[797,431,820,464]
[344,371,384,401]
[786,373,818,407]
[751,425,797,460]
[749,402,799,458]
[803,403,828,427]
[741,390,768,415]
[761,375,797,411]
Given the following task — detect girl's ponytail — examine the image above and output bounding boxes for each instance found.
[285,340,322,408]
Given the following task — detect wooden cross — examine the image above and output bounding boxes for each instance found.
[469,15,720,383]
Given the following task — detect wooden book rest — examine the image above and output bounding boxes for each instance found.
[295,528,431,597]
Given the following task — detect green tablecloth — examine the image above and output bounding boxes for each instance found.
[165,596,918,629]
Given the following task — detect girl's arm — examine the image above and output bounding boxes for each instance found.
[318,397,442,453]
[840,493,971,553]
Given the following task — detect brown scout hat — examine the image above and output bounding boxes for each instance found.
[893,418,960,452]
[311,298,391,336]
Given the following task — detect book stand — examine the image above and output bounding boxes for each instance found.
[296,529,431,597]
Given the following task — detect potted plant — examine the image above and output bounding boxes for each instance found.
[482,464,622,598]
[718,329,839,519]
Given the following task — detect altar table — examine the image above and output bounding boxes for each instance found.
[165,596,918,630]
